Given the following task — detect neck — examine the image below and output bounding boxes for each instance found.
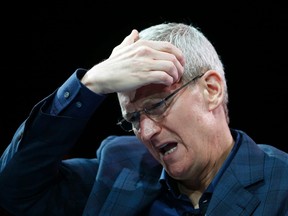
[178,132,234,206]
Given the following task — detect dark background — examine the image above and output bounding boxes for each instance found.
[1,3,288,158]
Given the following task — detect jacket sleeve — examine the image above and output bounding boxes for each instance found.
[0,94,98,216]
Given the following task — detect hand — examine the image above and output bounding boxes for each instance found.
[81,29,185,94]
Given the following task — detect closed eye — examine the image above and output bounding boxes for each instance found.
[145,100,165,113]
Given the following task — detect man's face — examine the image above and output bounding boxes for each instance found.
[118,76,218,181]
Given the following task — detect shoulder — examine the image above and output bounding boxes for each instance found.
[232,129,288,178]
[255,144,288,193]
[258,144,288,166]
[99,135,145,154]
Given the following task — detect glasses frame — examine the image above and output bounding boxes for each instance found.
[117,73,205,132]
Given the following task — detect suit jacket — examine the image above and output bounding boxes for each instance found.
[0,99,288,216]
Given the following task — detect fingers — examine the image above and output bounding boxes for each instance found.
[148,40,185,68]
[117,29,139,49]
[130,40,185,84]
[114,31,185,85]
[86,30,186,94]
[147,50,184,84]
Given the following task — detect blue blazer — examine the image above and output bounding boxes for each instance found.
[0,99,288,216]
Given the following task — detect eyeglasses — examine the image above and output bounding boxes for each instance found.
[117,73,205,132]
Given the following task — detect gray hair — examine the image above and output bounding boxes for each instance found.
[139,22,229,123]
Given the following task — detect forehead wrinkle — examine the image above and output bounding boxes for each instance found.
[132,84,171,103]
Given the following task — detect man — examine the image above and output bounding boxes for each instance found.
[1,22,287,216]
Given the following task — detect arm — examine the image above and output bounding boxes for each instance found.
[0,29,184,215]
[0,70,104,215]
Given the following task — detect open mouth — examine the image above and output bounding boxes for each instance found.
[159,142,178,156]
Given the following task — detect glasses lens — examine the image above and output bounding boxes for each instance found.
[145,100,167,116]
[117,119,133,132]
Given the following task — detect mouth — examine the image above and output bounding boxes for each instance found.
[158,142,178,156]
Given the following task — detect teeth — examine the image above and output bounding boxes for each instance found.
[163,146,177,156]
[158,144,168,152]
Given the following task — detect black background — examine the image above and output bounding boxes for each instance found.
[1,3,288,158]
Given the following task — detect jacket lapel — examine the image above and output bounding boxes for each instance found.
[206,168,260,215]
[206,132,265,215]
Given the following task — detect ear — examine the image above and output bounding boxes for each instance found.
[202,70,224,111]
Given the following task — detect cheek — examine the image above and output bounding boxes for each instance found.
[167,93,209,145]
[170,97,203,128]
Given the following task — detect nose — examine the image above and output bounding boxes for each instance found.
[137,115,161,141]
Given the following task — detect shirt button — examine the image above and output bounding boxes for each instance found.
[75,101,82,108]
[64,91,70,98]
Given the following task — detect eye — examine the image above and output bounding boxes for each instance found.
[145,100,167,115]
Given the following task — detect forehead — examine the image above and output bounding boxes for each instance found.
[132,83,171,102]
